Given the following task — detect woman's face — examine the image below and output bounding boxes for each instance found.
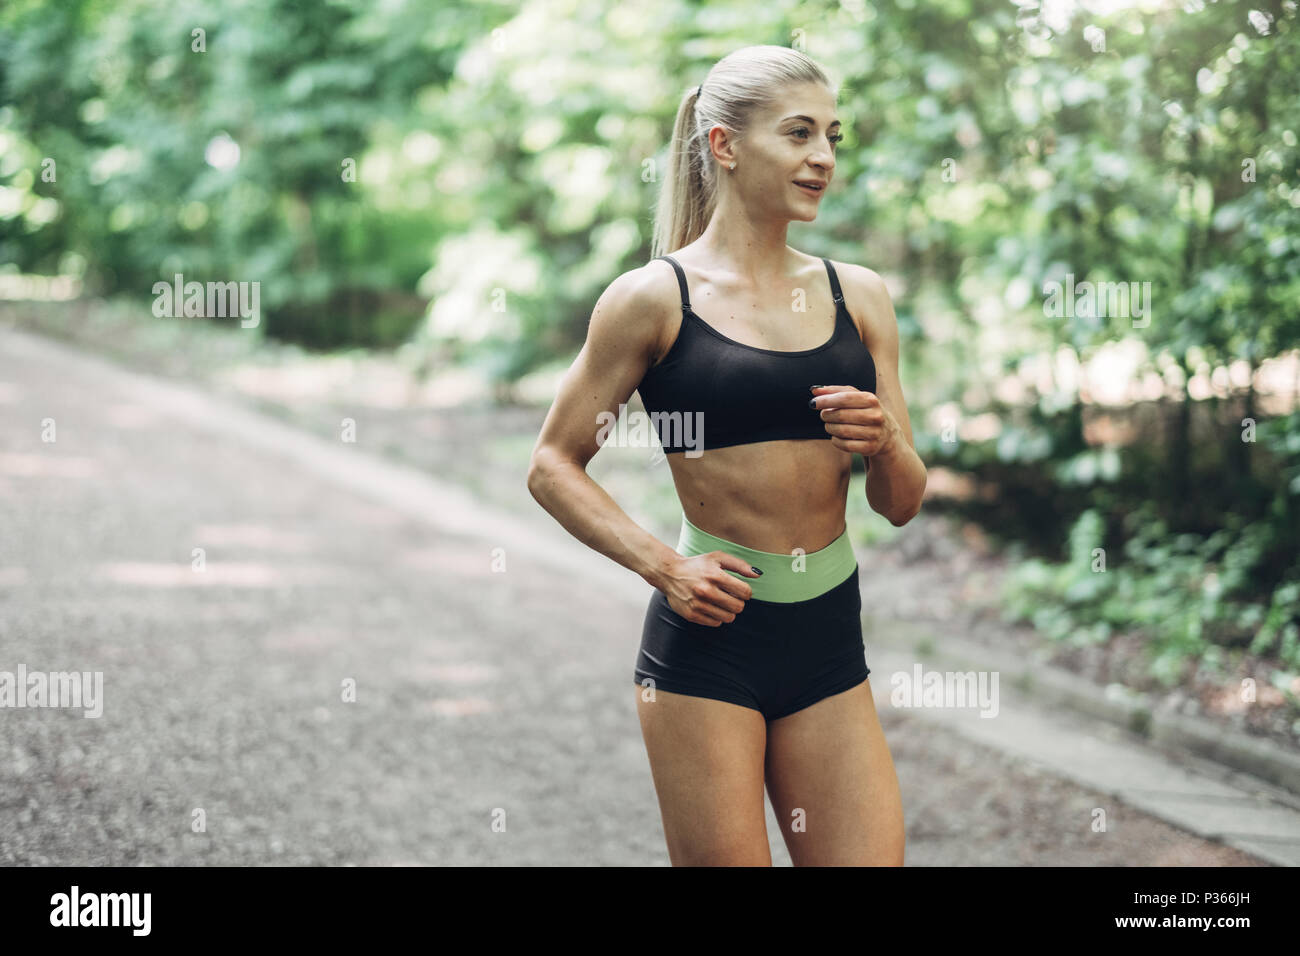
[723,82,841,223]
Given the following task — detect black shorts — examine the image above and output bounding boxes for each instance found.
[634,565,870,721]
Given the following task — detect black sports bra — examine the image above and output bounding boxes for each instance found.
[635,255,877,454]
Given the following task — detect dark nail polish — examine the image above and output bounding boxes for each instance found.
[808,398,818,408]
[751,566,763,575]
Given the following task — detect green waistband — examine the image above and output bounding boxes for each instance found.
[674,512,857,603]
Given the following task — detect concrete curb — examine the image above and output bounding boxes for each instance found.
[867,615,1300,798]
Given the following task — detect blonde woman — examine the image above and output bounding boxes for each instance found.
[528,45,925,865]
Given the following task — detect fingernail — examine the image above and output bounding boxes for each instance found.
[808,398,818,408]
[751,566,763,575]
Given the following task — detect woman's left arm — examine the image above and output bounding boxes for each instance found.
[811,263,927,526]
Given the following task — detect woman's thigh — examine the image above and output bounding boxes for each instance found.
[634,684,771,865]
[763,677,905,866]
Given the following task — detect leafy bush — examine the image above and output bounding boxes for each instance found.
[1000,503,1300,701]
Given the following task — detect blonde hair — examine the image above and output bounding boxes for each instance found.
[650,45,837,259]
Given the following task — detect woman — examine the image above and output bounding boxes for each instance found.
[527,45,926,865]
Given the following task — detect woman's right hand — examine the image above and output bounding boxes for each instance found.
[661,552,763,626]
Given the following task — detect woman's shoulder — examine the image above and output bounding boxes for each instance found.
[812,254,896,346]
[591,258,683,321]
[801,250,885,290]
[586,259,683,366]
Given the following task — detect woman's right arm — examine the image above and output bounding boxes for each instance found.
[525,264,758,625]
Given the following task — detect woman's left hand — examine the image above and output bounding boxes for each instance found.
[809,385,899,458]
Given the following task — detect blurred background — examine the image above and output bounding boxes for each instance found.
[2,0,1299,864]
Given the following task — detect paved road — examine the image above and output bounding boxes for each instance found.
[0,327,1268,865]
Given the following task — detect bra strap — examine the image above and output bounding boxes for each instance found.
[657,255,692,313]
[822,257,845,306]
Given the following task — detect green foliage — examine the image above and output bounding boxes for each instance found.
[0,0,470,347]
[3,0,1297,365]
[1001,503,1300,699]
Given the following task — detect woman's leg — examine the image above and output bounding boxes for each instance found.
[763,678,905,865]
[634,685,772,865]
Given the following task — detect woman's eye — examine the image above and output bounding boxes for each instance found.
[793,128,843,147]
